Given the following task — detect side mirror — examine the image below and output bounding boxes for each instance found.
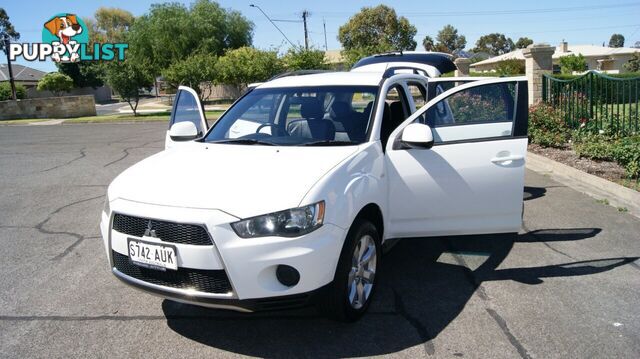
[400,123,434,149]
[169,122,199,142]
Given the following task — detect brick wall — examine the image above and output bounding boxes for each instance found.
[0,95,96,120]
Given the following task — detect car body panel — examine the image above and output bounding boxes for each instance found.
[108,144,359,219]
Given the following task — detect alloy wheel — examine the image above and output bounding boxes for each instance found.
[347,234,377,309]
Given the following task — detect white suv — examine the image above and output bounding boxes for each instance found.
[101,52,528,321]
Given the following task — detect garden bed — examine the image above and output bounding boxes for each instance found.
[529,143,639,191]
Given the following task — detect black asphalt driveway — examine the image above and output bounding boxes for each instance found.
[0,123,638,358]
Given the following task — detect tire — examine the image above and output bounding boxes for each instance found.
[318,219,381,322]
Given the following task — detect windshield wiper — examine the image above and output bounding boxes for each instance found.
[210,139,275,146]
[302,140,357,146]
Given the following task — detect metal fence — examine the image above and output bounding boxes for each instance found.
[542,71,639,134]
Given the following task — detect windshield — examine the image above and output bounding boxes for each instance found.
[204,86,378,146]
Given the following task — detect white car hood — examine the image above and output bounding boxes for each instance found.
[109,143,358,219]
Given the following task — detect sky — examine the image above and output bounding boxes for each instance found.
[3,0,640,72]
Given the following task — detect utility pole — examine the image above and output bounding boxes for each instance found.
[302,10,309,50]
[323,18,328,51]
[2,34,17,101]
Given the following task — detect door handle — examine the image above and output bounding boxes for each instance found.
[490,154,524,163]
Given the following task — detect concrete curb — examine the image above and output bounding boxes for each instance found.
[526,151,640,218]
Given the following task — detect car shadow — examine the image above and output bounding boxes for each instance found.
[523,186,546,201]
[162,228,637,357]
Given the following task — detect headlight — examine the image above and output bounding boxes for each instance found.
[103,194,110,215]
[231,201,325,238]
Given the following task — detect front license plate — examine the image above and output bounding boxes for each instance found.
[127,238,177,271]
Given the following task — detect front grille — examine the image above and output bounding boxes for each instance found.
[112,213,212,246]
[112,251,232,294]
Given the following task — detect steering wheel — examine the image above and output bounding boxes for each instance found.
[256,123,280,136]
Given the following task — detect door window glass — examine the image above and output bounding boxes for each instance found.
[424,82,517,143]
[172,91,204,134]
[407,83,427,109]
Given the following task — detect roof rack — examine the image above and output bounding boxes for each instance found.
[382,66,424,79]
[269,70,333,81]
[374,51,404,57]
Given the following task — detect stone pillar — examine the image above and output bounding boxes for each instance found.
[454,58,471,77]
[522,43,555,105]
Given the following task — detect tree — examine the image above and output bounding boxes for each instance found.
[93,7,135,43]
[282,47,329,71]
[435,25,466,54]
[214,47,283,92]
[495,59,525,75]
[422,36,435,51]
[127,0,253,76]
[609,34,625,48]
[0,82,25,101]
[104,61,153,116]
[559,54,587,74]
[162,53,217,102]
[338,5,417,66]
[0,8,20,52]
[473,33,515,56]
[37,73,74,97]
[624,52,640,72]
[56,62,106,88]
[633,41,640,49]
[515,37,533,49]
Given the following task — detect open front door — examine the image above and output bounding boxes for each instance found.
[385,77,528,238]
[165,86,208,149]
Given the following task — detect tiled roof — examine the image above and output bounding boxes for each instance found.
[0,63,48,82]
[471,45,640,67]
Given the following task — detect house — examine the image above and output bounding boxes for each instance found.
[1,63,112,102]
[325,50,346,70]
[0,63,47,91]
[470,41,640,73]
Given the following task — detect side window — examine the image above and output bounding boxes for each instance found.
[407,82,427,109]
[171,91,204,135]
[425,82,517,144]
[381,85,411,148]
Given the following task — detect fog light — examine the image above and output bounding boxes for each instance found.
[276,265,300,287]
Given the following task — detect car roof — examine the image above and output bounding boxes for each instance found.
[256,71,383,89]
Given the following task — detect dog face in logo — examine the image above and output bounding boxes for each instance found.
[44,14,83,45]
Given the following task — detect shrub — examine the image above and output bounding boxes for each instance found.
[528,103,570,147]
[573,132,640,178]
[0,82,27,101]
[495,59,525,76]
[37,72,74,97]
[559,54,587,74]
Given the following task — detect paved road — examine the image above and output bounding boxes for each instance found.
[0,123,639,358]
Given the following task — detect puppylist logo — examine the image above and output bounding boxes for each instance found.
[8,13,128,63]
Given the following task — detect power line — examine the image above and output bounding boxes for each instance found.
[249,4,295,48]
[315,2,640,17]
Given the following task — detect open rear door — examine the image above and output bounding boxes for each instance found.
[385,77,528,238]
[165,86,208,149]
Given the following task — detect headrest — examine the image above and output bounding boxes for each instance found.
[389,101,405,119]
[300,98,323,119]
[363,101,374,117]
[331,101,351,118]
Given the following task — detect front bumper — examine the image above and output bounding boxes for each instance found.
[101,199,346,310]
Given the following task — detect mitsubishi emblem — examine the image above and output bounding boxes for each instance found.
[144,220,157,237]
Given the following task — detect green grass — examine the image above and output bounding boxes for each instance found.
[2,110,227,125]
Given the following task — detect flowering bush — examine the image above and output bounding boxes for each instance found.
[528,103,570,147]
